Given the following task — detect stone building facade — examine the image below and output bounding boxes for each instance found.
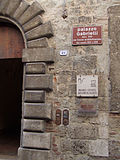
[0,0,120,160]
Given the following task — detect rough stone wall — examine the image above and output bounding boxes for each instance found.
[25,0,120,160]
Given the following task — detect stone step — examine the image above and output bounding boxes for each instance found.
[0,155,17,160]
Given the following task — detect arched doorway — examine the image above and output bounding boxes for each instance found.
[0,22,24,159]
[0,1,54,159]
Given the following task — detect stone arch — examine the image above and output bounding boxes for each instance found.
[0,0,54,49]
[0,0,54,160]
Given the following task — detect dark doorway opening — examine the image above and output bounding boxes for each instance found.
[0,21,24,159]
[0,59,23,158]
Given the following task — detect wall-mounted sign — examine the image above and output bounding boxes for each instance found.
[63,109,69,126]
[78,104,97,117]
[60,50,69,56]
[72,26,102,45]
[77,75,98,97]
[55,109,61,125]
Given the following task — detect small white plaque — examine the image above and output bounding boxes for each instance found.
[77,75,98,97]
[60,50,68,56]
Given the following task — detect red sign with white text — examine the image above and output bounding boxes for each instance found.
[72,26,102,45]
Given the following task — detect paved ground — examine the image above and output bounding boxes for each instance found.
[0,131,19,160]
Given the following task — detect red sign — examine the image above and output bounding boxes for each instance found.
[72,26,102,45]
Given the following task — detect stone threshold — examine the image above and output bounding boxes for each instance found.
[0,155,17,160]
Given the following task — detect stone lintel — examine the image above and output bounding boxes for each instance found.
[22,132,51,149]
[23,119,45,132]
[24,103,52,120]
[22,48,55,63]
[25,21,53,40]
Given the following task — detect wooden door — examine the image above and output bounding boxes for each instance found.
[0,23,24,59]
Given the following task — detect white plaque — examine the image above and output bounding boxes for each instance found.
[60,50,68,56]
[77,75,98,97]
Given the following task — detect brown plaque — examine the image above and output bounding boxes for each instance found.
[72,26,102,45]
[78,103,97,117]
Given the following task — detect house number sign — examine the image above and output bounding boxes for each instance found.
[72,26,102,45]
[77,75,98,97]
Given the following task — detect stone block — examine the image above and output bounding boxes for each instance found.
[109,126,120,141]
[27,38,49,48]
[25,74,53,90]
[110,73,120,111]
[22,48,55,63]
[68,84,76,97]
[25,63,46,74]
[110,55,120,80]
[0,0,9,14]
[13,0,30,19]
[89,140,109,157]
[22,132,51,149]
[99,126,108,139]
[24,103,52,120]
[57,71,75,84]
[24,90,45,103]
[110,56,120,82]
[109,115,120,129]
[98,97,109,111]
[109,14,120,113]
[18,1,44,25]
[75,155,90,160]
[60,154,74,160]
[23,15,43,32]
[18,148,51,160]
[26,21,53,40]
[78,16,92,23]
[108,5,120,14]
[68,124,98,140]
[58,126,68,137]
[73,55,97,74]
[109,17,120,43]
[98,75,108,97]
[5,0,21,16]
[109,140,120,158]
[61,139,72,152]
[110,96,120,113]
[71,140,89,155]
[98,112,108,126]
[87,157,108,160]
[23,119,45,132]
